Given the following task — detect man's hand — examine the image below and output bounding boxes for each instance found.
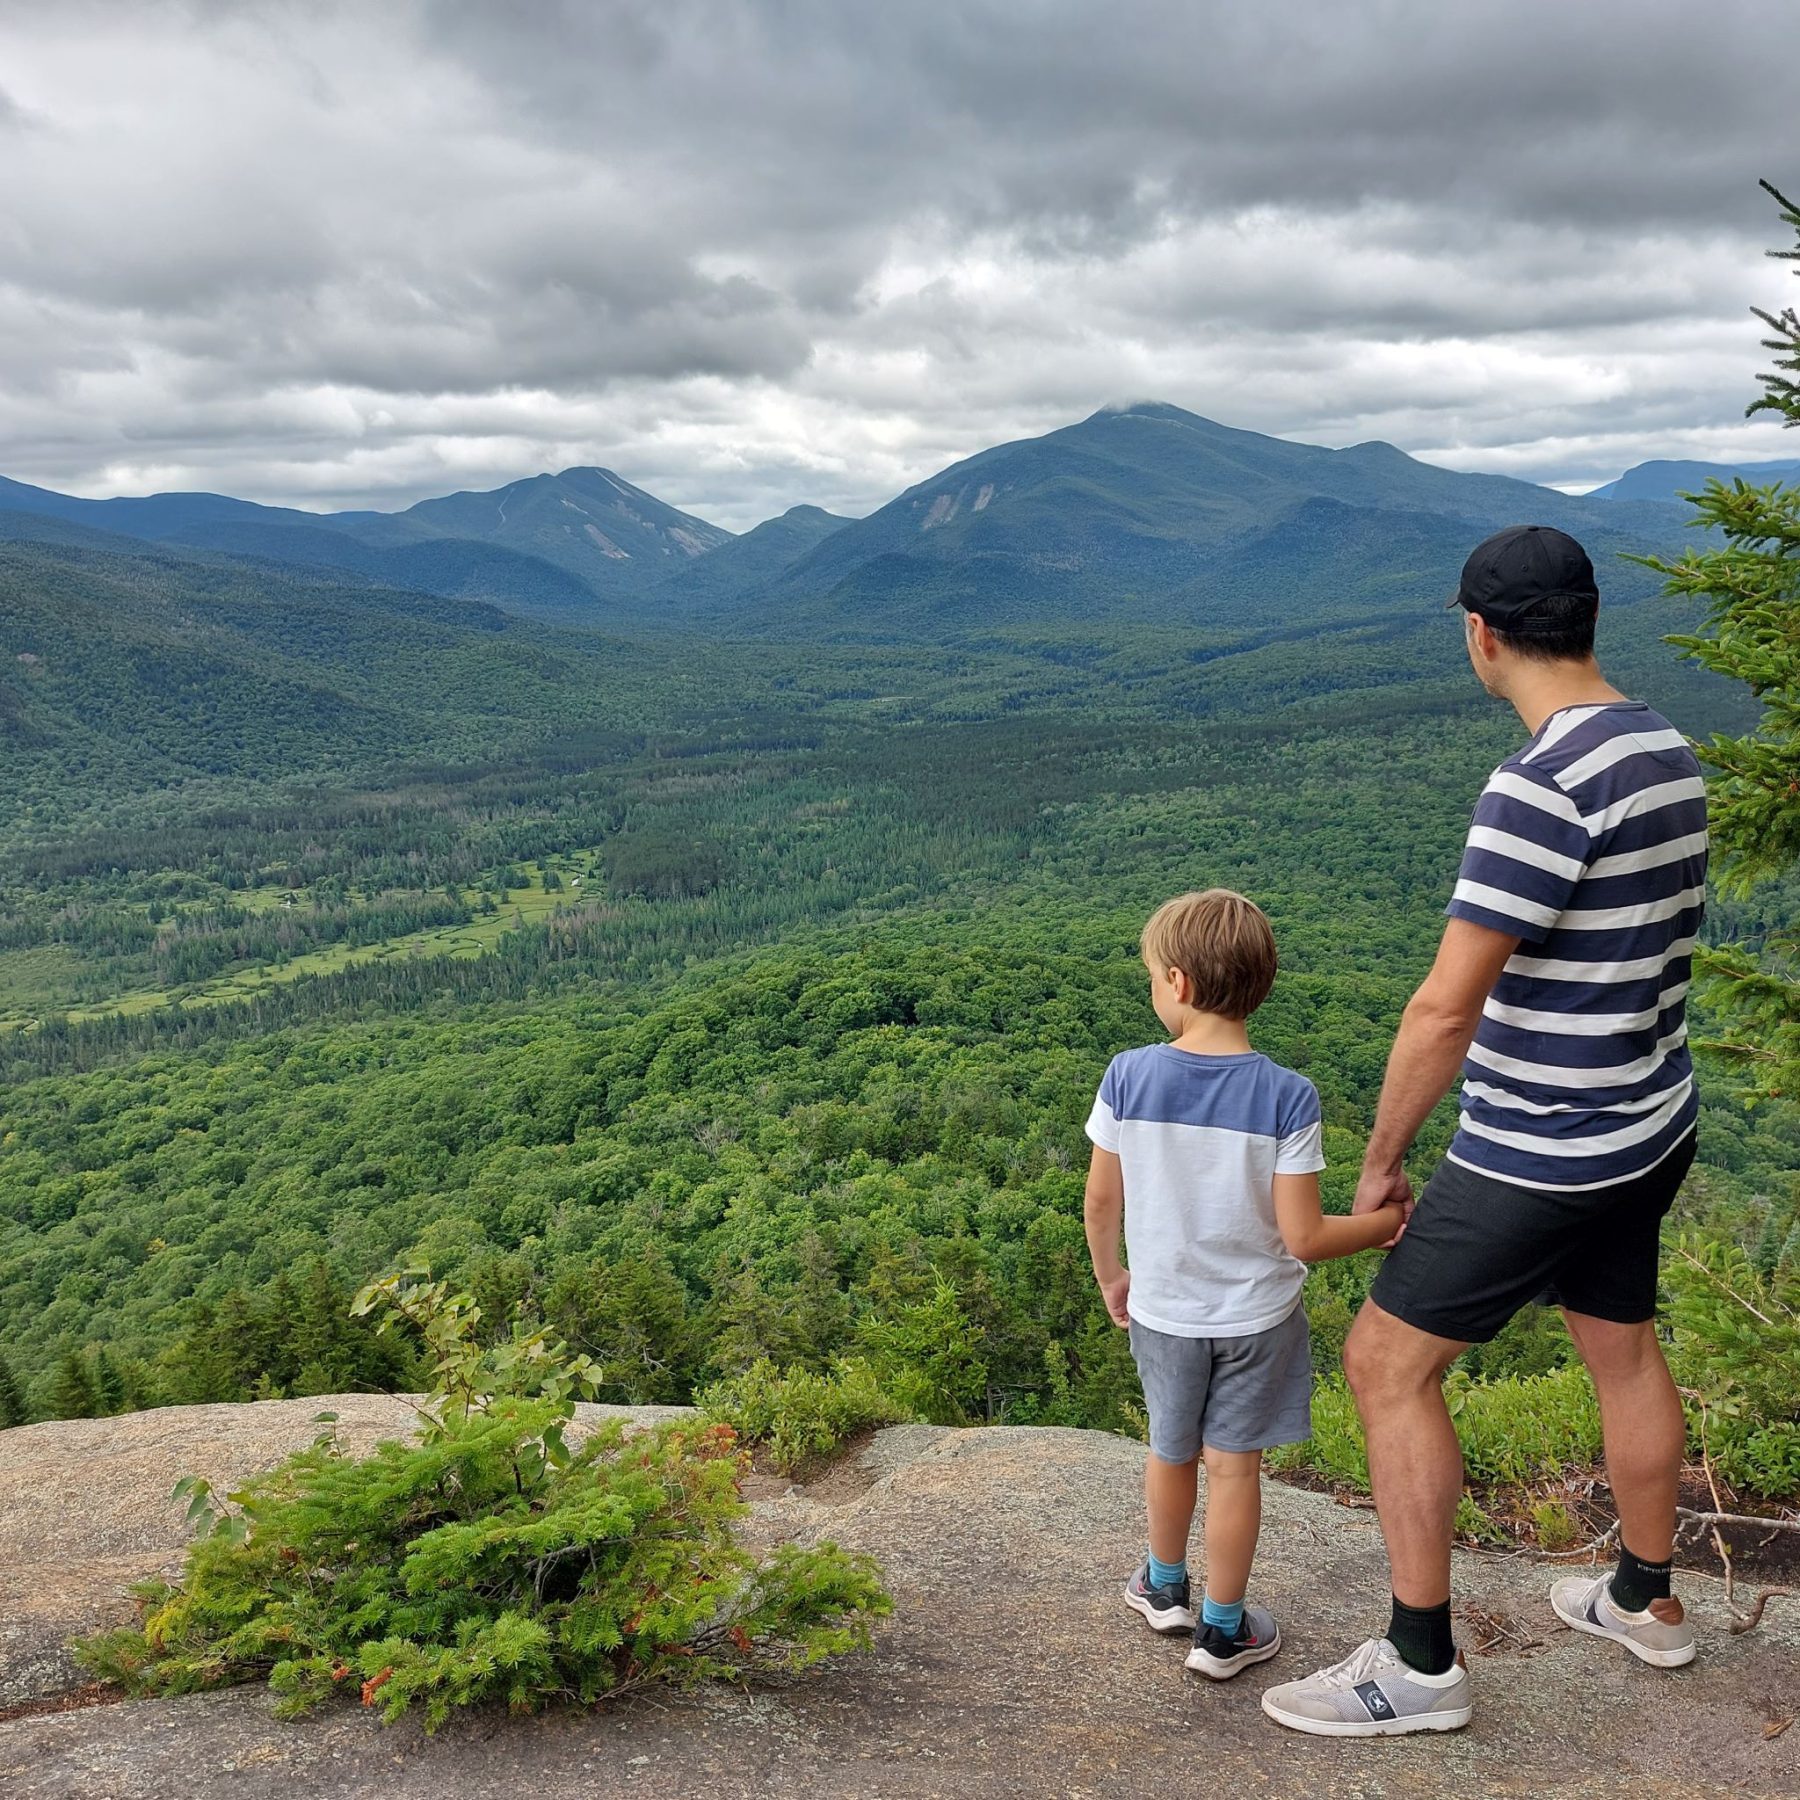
[1098,1268,1131,1328]
[1355,1164,1413,1246]
[1354,1163,1412,1214]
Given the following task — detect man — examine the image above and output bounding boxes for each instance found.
[1261,524,1707,1738]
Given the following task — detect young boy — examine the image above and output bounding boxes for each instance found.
[1085,889,1406,1680]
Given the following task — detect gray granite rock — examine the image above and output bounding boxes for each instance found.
[3,1410,1797,1798]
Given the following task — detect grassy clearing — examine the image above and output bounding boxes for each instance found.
[0,944,89,1027]
[52,864,597,1025]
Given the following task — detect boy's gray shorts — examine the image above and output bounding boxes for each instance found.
[1128,1305,1312,1462]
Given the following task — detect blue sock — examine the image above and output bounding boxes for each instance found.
[1202,1594,1244,1637]
[1147,1549,1187,1589]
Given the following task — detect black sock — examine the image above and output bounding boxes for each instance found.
[1610,1541,1673,1614]
[1386,1596,1456,1675]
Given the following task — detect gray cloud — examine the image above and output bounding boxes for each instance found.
[0,0,1792,527]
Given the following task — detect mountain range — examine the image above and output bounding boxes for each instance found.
[0,465,737,622]
[4,406,1784,636]
[1585,456,1800,503]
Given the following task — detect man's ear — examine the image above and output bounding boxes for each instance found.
[1467,612,1498,663]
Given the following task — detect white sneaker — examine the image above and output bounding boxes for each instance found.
[1260,1637,1472,1737]
[1550,1572,1695,1668]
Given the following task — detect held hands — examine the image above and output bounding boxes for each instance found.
[1097,1268,1131,1328]
[1372,1201,1410,1250]
[1354,1163,1414,1249]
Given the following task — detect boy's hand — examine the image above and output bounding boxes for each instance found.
[1377,1200,1410,1250]
[1098,1268,1131,1328]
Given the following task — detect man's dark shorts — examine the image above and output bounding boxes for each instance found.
[1368,1132,1697,1344]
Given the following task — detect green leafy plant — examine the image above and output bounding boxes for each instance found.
[76,1274,889,1729]
[1274,1363,1604,1499]
[1665,1232,1800,1497]
[166,1475,250,1547]
[1451,1493,1510,1547]
[856,1280,988,1425]
[699,1357,904,1475]
[1528,1499,1580,1553]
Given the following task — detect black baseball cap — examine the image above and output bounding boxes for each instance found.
[1446,524,1599,632]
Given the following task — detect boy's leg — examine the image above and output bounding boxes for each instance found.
[1122,1322,1205,1631]
[1199,1444,1262,1606]
[1145,1450,1201,1568]
[1182,1314,1304,1679]
[1185,1443,1283,1678]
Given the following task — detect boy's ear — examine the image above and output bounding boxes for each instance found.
[1168,965,1194,1006]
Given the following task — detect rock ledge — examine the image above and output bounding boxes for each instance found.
[2,1398,1796,1799]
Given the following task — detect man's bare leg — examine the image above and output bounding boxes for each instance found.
[1561,1309,1686,1618]
[1342,1300,1469,1622]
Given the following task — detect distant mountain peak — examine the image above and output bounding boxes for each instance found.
[1588,455,1800,503]
[1093,400,1228,431]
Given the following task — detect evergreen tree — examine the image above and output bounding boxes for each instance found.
[706,1257,810,1376]
[857,1281,988,1426]
[1649,180,1800,1091]
[91,1346,127,1415]
[46,1348,98,1420]
[545,1244,697,1403]
[0,1353,27,1429]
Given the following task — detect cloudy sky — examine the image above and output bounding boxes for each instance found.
[0,0,1794,529]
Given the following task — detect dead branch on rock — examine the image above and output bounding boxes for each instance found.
[1539,1519,1622,1563]
[1457,1603,1546,1657]
[1675,1506,1800,1538]
[1684,1389,1799,1636]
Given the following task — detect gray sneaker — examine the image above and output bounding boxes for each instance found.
[1550,1572,1695,1668]
[1122,1561,1195,1633]
[1260,1637,1472,1737]
[1185,1603,1281,1680]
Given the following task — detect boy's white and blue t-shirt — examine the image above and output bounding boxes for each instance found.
[1085,1046,1325,1338]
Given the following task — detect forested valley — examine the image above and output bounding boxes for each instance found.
[3,411,1798,1549]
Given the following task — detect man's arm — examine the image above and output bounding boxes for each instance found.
[1353,916,1520,1214]
[1083,1146,1131,1326]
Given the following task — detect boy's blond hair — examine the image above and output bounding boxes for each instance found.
[1141,888,1278,1021]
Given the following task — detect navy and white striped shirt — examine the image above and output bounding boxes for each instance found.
[1445,701,1706,1191]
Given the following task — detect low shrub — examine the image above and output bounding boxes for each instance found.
[77,1270,890,1730]
[1272,1364,1604,1497]
[1270,1373,1366,1489]
[1528,1498,1581,1552]
[700,1358,905,1475]
[1446,1365,1602,1487]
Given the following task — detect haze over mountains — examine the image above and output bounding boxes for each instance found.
[2,403,1784,637]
